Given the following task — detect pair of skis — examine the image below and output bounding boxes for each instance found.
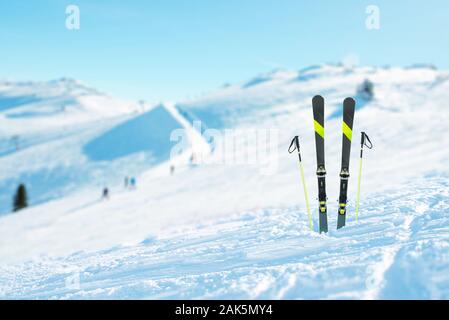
[290,96,372,233]
[312,95,355,233]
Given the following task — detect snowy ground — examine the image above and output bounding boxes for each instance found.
[1,65,449,299]
[1,177,448,299]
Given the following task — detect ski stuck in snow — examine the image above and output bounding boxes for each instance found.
[312,95,328,233]
[337,97,356,229]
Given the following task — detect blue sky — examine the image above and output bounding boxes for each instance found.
[0,0,448,102]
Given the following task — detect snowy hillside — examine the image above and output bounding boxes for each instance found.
[0,80,203,214]
[0,78,138,123]
[1,64,449,299]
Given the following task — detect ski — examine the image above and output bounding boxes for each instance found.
[312,95,328,233]
[337,97,356,229]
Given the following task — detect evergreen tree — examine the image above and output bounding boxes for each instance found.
[13,184,28,212]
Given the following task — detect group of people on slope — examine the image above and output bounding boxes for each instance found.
[102,176,137,200]
[101,158,187,200]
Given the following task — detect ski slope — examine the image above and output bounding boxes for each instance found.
[0,79,204,215]
[1,176,448,299]
[1,65,449,299]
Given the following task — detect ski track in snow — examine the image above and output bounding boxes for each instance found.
[1,177,448,300]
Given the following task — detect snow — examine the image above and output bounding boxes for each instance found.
[83,105,182,163]
[1,65,449,299]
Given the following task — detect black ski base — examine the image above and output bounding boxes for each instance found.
[337,212,346,229]
[319,212,328,233]
[317,174,328,233]
[337,172,349,230]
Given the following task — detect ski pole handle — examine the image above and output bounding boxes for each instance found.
[361,132,373,150]
[288,136,302,161]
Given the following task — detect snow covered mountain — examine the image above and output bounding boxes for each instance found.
[1,64,449,299]
[0,79,205,215]
[0,78,138,122]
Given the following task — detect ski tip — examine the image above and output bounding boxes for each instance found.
[343,97,356,107]
[312,95,324,104]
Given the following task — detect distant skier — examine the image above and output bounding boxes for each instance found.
[170,165,175,175]
[130,177,136,189]
[124,176,129,188]
[190,153,198,167]
[102,187,109,199]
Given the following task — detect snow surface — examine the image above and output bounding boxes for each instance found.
[1,65,449,299]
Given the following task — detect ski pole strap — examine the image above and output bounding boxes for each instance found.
[288,136,302,161]
[288,136,300,154]
[361,132,373,149]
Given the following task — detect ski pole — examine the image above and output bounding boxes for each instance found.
[355,132,373,222]
[289,136,313,231]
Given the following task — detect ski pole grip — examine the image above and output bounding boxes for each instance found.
[361,132,373,149]
[288,136,300,154]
